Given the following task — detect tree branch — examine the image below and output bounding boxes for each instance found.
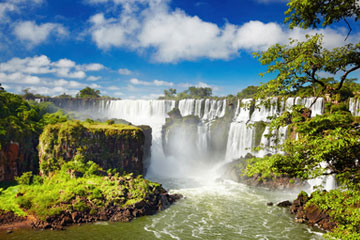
[306,69,326,89]
[344,18,352,41]
[336,65,360,91]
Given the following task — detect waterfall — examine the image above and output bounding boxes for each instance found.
[225,97,325,162]
[89,96,334,187]
[202,99,226,121]
[225,122,256,160]
[178,99,196,117]
[349,98,360,116]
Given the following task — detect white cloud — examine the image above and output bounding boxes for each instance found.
[153,79,173,86]
[118,68,132,75]
[82,63,105,71]
[0,55,107,96]
[129,78,173,86]
[130,78,149,85]
[87,0,354,63]
[87,76,101,81]
[13,21,68,46]
[0,0,43,21]
[107,85,121,90]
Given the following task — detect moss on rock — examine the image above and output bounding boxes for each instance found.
[39,120,147,176]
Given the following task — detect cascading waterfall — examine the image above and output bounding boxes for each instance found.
[349,98,360,116]
[224,97,336,190]
[178,99,227,156]
[225,97,325,161]
[91,96,335,189]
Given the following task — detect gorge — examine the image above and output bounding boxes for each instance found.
[1,96,358,240]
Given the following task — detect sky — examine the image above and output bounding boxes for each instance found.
[0,0,359,99]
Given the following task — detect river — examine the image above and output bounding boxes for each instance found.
[1,176,323,240]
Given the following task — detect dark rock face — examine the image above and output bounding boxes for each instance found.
[0,142,38,182]
[290,192,337,231]
[137,125,152,174]
[29,193,182,230]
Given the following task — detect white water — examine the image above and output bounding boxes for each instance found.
[94,97,334,191]
[349,98,360,116]
[225,97,325,161]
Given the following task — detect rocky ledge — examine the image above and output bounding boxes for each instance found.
[30,192,182,230]
[0,189,182,231]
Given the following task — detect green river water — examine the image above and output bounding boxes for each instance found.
[0,177,324,240]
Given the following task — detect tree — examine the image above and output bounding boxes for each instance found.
[237,85,259,99]
[255,0,360,99]
[22,88,36,100]
[285,0,360,38]
[0,83,4,92]
[164,88,177,99]
[255,34,360,98]
[76,87,101,98]
[187,87,212,98]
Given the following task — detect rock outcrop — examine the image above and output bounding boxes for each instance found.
[221,158,306,190]
[290,192,337,231]
[39,121,151,176]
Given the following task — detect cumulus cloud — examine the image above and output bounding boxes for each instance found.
[0,55,107,96]
[130,78,173,86]
[13,21,68,46]
[86,0,354,63]
[118,68,132,75]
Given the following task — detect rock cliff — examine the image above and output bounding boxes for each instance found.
[38,121,151,176]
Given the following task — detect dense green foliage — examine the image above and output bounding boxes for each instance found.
[0,91,68,150]
[285,0,360,30]
[76,87,101,98]
[246,106,360,186]
[236,86,259,99]
[0,157,162,220]
[302,189,360,240]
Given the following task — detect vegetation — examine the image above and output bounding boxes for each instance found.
[236,86,259,99]
[0,157,162,220]
[242,1,360,238]
[299,189,360,240]
[76,87,101,99]
[160,86,213,100]
[255,0,360,99]
[39,120,144,176]
[0,91,68,150]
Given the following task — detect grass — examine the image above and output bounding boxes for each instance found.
[0,157,162,220]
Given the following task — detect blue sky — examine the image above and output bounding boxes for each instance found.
[0,0,358,99]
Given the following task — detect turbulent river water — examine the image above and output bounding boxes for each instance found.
[1,176,324,240]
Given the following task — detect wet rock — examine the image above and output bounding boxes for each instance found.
[267,202,274,206]
[277,200,292,207]
[290,192,337,232]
